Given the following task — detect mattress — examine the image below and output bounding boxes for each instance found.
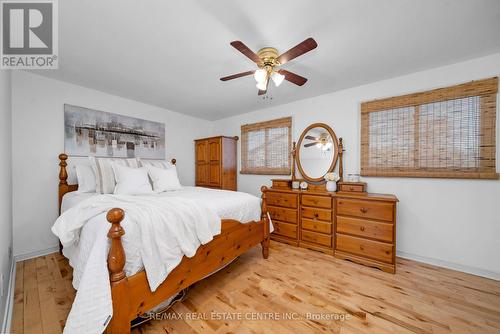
[62,186,261,223]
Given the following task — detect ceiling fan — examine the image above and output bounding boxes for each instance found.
[304,133,333,150]
[220,38,318,95]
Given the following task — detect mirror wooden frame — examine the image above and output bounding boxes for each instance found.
[296,123,340,183]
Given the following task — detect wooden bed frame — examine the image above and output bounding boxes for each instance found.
[57,153,271,333]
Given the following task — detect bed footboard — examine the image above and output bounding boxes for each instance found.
[104,188,271,334]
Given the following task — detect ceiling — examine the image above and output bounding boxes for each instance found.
[35,0,500,120]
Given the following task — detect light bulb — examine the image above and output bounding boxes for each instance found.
[256,80,267,91]
[254,69,267,83]
[271,71,285,87]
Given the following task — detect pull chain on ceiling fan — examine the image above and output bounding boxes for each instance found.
[220,38,318,95]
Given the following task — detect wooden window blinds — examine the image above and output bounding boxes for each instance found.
[361,77,498,179]
[241,117,292,175]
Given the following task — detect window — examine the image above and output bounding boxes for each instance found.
[361,77,498,179]
[241,117,292,175]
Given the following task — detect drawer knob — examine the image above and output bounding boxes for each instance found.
[349,187,354,191]
[360,226,365,231]
[314,213,319,218]
[359,245,364,251]
[360,207,368,213]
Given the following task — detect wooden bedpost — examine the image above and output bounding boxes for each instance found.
[58,154,69,254]
[260,186,270,259]
[58,153,69,214]
[106,208,131,334]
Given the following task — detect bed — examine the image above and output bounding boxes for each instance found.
[55,153,272,334]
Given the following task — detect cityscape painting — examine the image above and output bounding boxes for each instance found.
[64,104,165,158]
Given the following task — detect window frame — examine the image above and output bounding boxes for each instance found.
[240,117,292,175]
[360,77,498,179]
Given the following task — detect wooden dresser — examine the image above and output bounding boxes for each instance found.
[263,183,398,273]
[195,136,237,191]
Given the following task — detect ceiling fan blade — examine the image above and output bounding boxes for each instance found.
[277,38,317,65]
[304,142,317,148]
[277,69,308,86]
[305,135,318,141]
[230,41,261,64]
[220,71,254,81]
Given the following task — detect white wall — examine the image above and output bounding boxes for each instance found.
[212,53,500,279]
[0,70,13,329]
[11,71,213,257]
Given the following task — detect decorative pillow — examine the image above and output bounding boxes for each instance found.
[138,158,173,169]
[111,163,153,195]
[146,165,182,192]
[89,157,139,194]
[75,165,96,193]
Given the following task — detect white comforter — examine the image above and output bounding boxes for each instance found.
[52,187,262,334]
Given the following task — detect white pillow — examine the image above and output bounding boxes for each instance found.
[138,158,173,169]
[111,163,153,195]
[146,165,181,192]
[89,157,139,194]
[75,165,96,193]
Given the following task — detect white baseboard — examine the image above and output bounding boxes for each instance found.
[397,251,500,281]
[14,246,59,262]
[1,257,15,334]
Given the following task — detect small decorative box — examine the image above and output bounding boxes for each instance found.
[271,179,292,189]
[337,182,367,193]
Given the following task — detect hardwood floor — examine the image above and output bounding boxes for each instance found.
[11,242,500,334]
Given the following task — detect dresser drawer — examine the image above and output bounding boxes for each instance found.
[337,216,393,242]
[336,234,393,263]
[272,221,297,239]
[268,206,297,224]
[267,192,298,209]
[301,206,332,221]
[301,230,332,247]
[301,195,332,209]
[336,198,393,222]
[302,219,332,234]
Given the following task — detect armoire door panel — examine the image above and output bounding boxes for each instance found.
[209,163,221,186]
[209,138,221,162]
[196,141,209,163]
[196,163,209,185]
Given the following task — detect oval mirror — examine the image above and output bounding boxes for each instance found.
[296,123,339,183]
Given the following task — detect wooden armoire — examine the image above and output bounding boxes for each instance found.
[195,136,238,191]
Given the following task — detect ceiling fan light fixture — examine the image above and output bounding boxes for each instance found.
[254,68,267,83]
[271,71,285,87]
[256,80,267,91]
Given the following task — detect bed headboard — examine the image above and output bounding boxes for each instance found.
[58,153,177,213]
